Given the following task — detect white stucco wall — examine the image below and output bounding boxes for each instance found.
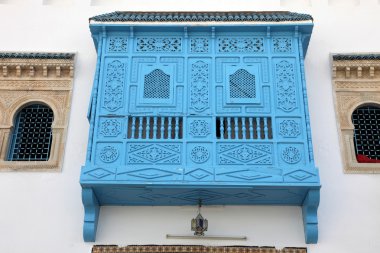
[0,1,379,252]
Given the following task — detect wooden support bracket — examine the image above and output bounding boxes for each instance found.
[82,187,100,242]
[302,189,320,244]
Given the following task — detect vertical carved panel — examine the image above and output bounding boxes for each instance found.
[190,60,209,112]
[103,60,125,112]
[275,60,297,112]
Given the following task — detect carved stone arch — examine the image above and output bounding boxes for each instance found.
[5,96,60,127]
[346,99,380,129]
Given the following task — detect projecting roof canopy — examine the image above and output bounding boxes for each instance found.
[90,11,313,24]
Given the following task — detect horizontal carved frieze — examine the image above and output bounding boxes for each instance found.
[335,81,380,90]
[0,80,72,90]
[0,64,74,78]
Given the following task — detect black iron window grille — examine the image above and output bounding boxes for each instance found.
[8,104,54,161]
[352,105,380,160]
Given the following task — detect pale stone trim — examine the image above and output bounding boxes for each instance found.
[0,53,75,172]
[91,245,307,253]
[332,56,380,173]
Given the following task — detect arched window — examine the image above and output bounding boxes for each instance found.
[352,105,380,163]
[143,69,170,99]
[229,69,256,99]
[8,104,54,161]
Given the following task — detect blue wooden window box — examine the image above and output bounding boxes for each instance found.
[81,11,321,243]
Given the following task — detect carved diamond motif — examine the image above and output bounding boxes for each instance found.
[87,168,113,179]
[233,192,264,200]
[173,190,226,202]
[127,168,177,179]
[128,144,181,164]
[225,171,270,181]
[136,148,172,162]
[187,168,212,180]
[286,170,314,181]
[218,144,272,165]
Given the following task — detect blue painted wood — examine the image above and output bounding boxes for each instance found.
[81,12,320,243]
[82,187,99,242]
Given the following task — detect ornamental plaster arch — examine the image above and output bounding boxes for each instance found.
[345,99,380,129]
[5,96,61,127]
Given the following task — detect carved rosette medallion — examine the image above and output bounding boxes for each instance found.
[273,38,292,53]
[275,60,297,112]
[189,120,210,137]
[100,119,122,137]
[190,38,209,53]
[99,146,119,163]
[108,37,128,52]
[279,120,301,138]
[191,146,210,163]
[190,61,209,112]
[282,146,301,164]
[103,60,125,111]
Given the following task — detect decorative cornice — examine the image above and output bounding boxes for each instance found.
[91,245,307,253]
[90,11,313,23]
[333,54,380,61]
[332,53,380,79]
[0,52,74,60]
[0,52,75,79]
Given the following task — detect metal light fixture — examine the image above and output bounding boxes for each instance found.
[166,200,247,241]
[191,200,208,236]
